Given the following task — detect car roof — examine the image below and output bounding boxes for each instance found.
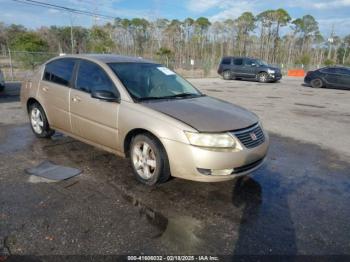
[319,66,350,70]
[222,56,258,60]
[53,54,157,64]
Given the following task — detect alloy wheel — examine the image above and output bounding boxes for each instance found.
[132,141,157,180]
[31,108,44,134]
[259,73,268,83]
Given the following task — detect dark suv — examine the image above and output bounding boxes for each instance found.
[218,57,282,82]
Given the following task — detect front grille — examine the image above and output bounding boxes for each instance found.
[232,124,265,149]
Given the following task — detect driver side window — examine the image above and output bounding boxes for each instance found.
[76,60,117,95]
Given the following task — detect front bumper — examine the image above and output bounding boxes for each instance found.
[160,131,269,182]
[268,73,282,81]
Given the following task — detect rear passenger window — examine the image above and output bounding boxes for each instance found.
[76,60,117,95]
[245,59,255,66]
[221,58,231,65]
[233,59,243,66]
[335,68,350,75]
[43,59,75,86]
[321,68,336,74]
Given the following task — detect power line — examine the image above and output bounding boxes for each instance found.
[11,0,116,20]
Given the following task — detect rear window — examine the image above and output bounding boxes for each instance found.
[334,68,350,75]
[221,58,231,65]
[43,58,76,87]
[321,68,337,74]
[233,58,243,66]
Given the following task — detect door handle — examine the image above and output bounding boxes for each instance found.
[72,96,81,102]
[42,87,48,92]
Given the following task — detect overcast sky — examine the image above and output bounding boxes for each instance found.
[1,0,350,36]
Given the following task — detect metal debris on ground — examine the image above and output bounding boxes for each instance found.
[25,160,81,181]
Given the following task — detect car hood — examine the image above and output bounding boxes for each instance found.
[141,96,258,132]
[260,65,281,72]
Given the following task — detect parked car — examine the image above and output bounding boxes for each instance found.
[304,66,350,90]
[218,56,282,82]
[21,54,269,185]
[0,68,5,92]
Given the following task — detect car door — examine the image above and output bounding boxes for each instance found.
[70,59,120,150]
[232,58,244,77]
[334,68,350,89]
[322,68,341,87]
[39,58,76,132]
[242,58,257,78]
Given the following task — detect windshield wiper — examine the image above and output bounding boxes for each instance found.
[137,93,204,102]
[167,93,202,98]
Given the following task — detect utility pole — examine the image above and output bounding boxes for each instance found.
[69,13,75,54]
[8,49,14,81]
[327,24,334,60]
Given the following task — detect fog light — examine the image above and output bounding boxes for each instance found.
[197,168,233,176]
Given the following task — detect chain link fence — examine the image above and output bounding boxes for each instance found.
[0,50,325,81]
[0,50,58,81]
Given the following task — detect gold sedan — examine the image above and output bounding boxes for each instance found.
[21,54,269,185]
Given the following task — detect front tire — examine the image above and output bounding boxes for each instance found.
[29,102,55,138]
[310,78,324,88]
[258,72,269,83]
[222,70,232,80]
[130,134,171,186]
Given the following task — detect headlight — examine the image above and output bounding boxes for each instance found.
[267,69,275,74]
[184,132,236,148]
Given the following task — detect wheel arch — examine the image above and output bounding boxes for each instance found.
[26,98,52,125]
[26,97,41,113]
[123,128,165,158]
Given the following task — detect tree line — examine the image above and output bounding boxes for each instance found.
[1,9,350,73]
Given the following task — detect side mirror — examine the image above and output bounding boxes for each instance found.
[91,90,120,103]
[251,63,256,67]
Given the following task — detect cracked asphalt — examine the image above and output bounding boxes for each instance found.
[0,78,350,256]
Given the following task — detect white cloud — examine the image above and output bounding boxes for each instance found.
[313,0,350,9]
[187,0,258,20]
[48,8,59,14]
[187,0,223,12]
[287,0,350,10]
[317,17,350,36]
[209,1,256,21]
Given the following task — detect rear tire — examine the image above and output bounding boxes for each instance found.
[130,134,171,186]
[222,71,232,80]
[29,102,55,138]
[310,78,324,88]
[258,72,269,83]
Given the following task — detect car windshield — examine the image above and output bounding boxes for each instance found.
[108,63,203,101]
[256,59,268,66]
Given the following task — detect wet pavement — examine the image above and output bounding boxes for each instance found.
[0,80,350,255]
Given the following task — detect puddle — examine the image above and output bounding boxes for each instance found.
[160,216,202,251]
[114,184,203,251]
